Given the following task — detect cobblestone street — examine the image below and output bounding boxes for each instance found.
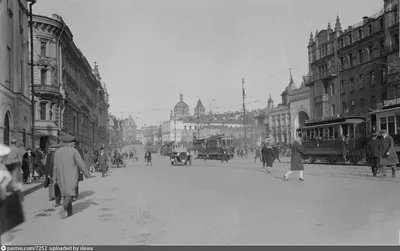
[10,153,400,245]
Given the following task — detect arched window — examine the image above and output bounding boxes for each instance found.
[3,112,10,146]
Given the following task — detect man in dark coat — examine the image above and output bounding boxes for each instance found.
[145,150,152,166]
[261,142,276,173]
[33,146,44,178]
[284,137,304,181]
[97,147,109,177]
[379,130,398,178]
[366,132,381,176]
[272,144,281,162]
[220,148,228,163]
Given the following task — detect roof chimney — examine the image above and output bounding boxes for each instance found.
[363,16,369,24]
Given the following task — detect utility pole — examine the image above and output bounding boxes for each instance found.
[242,78,247,150]
[29,0,36,149]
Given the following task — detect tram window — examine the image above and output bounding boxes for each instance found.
[380,117,387,131]
[310,129,315,140]
[396,116,400,134]
[323,127,329,140]
[306,129,310,141]
[328,127,334,139]
[348,124,355,138]
[334,126,339,139]
[388,116,395,135]
[319,128,323,139]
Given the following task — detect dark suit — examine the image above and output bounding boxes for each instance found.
[366,137,381,176]
[33,149,44,177]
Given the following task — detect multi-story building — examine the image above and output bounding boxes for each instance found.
[0,0,31,147]
[121,115,137,143]
[31,14,109,151]
[305,18,342,119]
[289,81,310,138]
[337,9,387,116]
[108,114,122,149]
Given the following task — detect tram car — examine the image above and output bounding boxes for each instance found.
[296,116,367,164]
[366,102,400,160]
[193,134,235,160]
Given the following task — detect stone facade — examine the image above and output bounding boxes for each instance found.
[289,83,311,140]
[0,0,31,147]
[31,14,109,152]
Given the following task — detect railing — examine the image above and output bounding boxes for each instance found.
[33,84,61,96]
[304,65,338,85]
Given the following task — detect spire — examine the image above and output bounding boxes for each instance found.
[268,93,273,103]
[309,32,314,44]
[180,93,183,101]
[335,15,342,31]
[328,22,331,30]
[289,69,293,84]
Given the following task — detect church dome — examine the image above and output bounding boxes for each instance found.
[283,71,296,94]
[174,93,190,118]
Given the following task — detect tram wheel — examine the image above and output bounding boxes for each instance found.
[327,156,337,165]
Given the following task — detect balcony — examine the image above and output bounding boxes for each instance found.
[33,84,62,100]
[35,56,57,68]
[304,66,338,86]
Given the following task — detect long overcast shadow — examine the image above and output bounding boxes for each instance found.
[73,199,98,215]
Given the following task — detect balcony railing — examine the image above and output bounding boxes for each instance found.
[304,65,338,86]
[33,84,62,98]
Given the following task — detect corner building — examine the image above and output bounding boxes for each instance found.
[0,0,31,147]
[31,14,109,151]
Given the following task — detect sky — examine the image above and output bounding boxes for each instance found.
[33,0,383,127]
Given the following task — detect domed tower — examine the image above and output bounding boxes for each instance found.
[173,93,190,118]
[267,94,274,112]
[281,70,296,105]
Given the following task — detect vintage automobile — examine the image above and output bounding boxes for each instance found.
[170,146,192,166]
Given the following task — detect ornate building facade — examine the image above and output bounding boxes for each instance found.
[288,81,310,139]
[173,93,190,118]
[0,0,31,147]
[31,14,109,151]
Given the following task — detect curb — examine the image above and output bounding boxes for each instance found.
[22,179,44,197]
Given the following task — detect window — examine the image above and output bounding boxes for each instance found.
[350,78,355,91]
[369,45,374,59]
[19,10,23,33]
[40,69,47,85]
[334,126,339,139]
[349,54,353,67]
[394,7,398,24]
[20,61,24,93]
[380,69,386,83]
[342,102,347,114]
[359,74,364,89]
[368,24,372,35]
[40,102,46,120]
[380,40,385,49]
[341,80,346,94]
[358,50,363,63]
[380,117,387,131]
[184,125,187,130]
[360,98,365,114]
[40,40,47,57]
[396,115,400,134]
[370,71,375,85]
[349,34,353,44]
[330,83,335,96]
[380,18,384,30]
[388,116,395,135]
[339,38,344,48]
[324,84,328,95]
[340,57,345,70]
[358,29,363,40]
[371,95,376,109]
[350,100,355,113]
[332,104,336,116]
[50,103,54,120]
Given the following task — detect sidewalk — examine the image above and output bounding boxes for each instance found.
[22,177,44,196]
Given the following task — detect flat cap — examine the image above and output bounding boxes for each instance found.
[0,144,11,157]
[61,135,75,143]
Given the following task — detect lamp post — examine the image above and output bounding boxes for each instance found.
[28,0,36,149]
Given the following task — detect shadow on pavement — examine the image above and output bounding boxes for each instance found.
[77,190,95,200]
[74,199,98,215]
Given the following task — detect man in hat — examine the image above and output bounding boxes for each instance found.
[5,139,23,190]
[366,131,381,176]
[53,135,91,218]
[33,146,44,179]
[44,144,58,202]
[97,147,109,177]
[378,129,398,177]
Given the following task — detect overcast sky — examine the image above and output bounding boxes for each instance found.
[34,0,383,127]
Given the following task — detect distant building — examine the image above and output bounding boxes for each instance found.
[289,81,310,139]
[121,115,137,142]
[194,99,206,115]
[173,93,190,118]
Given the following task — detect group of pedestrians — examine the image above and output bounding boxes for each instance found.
[366,129,397,177]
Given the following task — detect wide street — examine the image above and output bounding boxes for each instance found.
[9,146,400,245]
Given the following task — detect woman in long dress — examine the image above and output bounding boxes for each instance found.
[284,137,305,181]
[261,142,276,173]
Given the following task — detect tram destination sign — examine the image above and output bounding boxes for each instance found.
[383,98,400,108]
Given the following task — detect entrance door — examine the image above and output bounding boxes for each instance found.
[3,113,10,145]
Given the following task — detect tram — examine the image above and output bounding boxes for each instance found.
[366,101,400,158]
[193,134,235,160]
[296,116,367,164]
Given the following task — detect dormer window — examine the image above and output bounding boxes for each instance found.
[339,38,344,48]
